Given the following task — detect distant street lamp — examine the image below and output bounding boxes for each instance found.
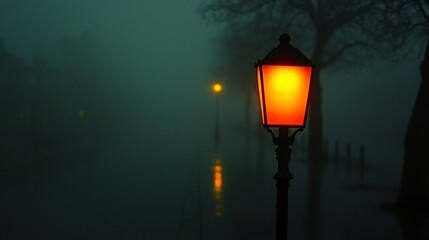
[255,33,314,240]
[213,83,222,93]
[212,83,222,153]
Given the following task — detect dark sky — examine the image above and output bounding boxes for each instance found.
[0,0,219,101]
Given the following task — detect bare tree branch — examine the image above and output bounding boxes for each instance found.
[321,41,366,68]
[416,0,429,23]
[289,0,316,21]
[327,2,374,33]
[199,0,429,82]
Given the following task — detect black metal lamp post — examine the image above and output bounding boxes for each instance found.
[212,83,222,153]
[255,33,314,240]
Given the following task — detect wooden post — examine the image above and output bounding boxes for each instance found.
[359,146,365,185]
[346,143,351,179]
[334,141,339,175]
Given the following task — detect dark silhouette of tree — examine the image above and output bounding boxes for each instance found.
[200,0,386,161]
[381,0,429,211]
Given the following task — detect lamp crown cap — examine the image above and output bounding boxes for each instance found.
[258,33,314,67]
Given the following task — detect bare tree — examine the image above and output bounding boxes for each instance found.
[383,0,429,210]
[200,0,387,160]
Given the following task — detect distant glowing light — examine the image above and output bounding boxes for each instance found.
[212,83,222,93]
[79,110,85,118]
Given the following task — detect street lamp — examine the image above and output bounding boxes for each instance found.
[255,33,314,240]
[213,83,222,93]
[212,83,222,153]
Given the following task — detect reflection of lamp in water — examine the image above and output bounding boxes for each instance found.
[213,158,223,216]
[255,33,314,240]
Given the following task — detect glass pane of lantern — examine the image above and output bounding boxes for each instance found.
[261,65,312,126]
[256,65,266,124]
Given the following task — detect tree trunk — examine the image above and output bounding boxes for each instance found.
[243,87,251,173]
[397,39,429,209]
[305,67,323,240]
[308,68,324,161]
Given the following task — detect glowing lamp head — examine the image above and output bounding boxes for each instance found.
[212,83,222,93]
[256,33,314,128]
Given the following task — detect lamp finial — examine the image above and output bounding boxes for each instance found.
[279,33,291,47]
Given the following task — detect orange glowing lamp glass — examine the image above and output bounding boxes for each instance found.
[256,34,314,128]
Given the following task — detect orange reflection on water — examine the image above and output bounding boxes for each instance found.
[214,166,222,191]
[213,158,223,216]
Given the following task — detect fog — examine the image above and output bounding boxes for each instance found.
[0,0,218,125]
[0,0,221,170]
[0,0,423,239]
